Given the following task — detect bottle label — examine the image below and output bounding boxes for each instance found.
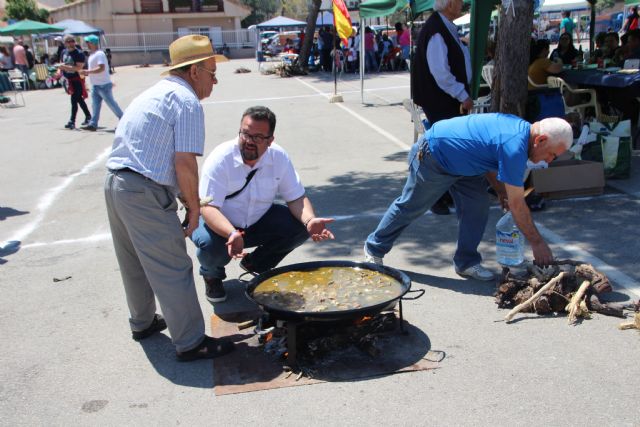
[496,229,524,266]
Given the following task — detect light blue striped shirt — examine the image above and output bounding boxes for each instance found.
[106,76,205,191]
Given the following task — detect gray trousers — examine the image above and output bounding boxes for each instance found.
[104,169,205,352]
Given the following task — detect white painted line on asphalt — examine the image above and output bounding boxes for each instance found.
[21,232,112,249]
[0,146,112,250]
[295,77,411,150]
[200,85,409,105]
[536,222,640,298]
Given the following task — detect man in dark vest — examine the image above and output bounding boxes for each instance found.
[411,0,472,215]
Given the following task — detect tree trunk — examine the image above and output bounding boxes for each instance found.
[490,0,534,117]
[298,0,322,72]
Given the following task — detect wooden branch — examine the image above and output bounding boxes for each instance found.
[505,272,565,322]
[618,313,640,330]
[566,280,591,325]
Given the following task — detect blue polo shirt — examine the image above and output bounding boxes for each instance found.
[427,113,530,187]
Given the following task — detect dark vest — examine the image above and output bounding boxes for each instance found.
[411,12,469,123]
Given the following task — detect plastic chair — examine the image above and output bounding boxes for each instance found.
[528,75,549,89]
[0,71,25,108]
[481,64,494,89]
[471,94,491,114]
[8,69,27,91]
[403,98,428,143]
[33,64,50,89]
[547,75,601,119]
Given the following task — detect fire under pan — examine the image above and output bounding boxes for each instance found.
[210,310,442,396]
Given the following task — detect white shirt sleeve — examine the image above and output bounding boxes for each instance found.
[426,33,470,103]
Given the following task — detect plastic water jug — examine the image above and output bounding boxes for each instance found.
[496,211,525,266]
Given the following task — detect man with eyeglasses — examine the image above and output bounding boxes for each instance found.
[104,35,235,361]
[191,106,335,304]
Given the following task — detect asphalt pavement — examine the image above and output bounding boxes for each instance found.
[1,59,638,426]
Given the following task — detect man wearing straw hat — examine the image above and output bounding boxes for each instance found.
[104,35,235,361]
[80,35,124,132]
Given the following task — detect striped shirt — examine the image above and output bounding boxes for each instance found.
[106,76,205,191]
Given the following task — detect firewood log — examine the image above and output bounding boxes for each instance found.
[505,272,565,322]
[587,295,625,318]
[566,280,591,324]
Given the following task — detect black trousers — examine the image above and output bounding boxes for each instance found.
[69,78,91,123]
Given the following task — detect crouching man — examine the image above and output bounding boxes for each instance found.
[192,106,335,303]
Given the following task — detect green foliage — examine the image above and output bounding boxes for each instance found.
[240,0,280,27]
[595,0,615,13]
[5,0,49,22]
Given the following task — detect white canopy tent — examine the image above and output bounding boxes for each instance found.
[539,0,590,13]
[454,13,471,26]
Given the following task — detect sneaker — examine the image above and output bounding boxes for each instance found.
[131,314,167,341]
[81,118,91,126]
[430,199,450,215]
[64,121,75,130]
[204,277,226,303]
[455,264,495,281]
[176,335,235,362]
[81,125,97,131]
[363,244,383,265]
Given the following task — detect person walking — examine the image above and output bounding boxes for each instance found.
[104,34,234,361]
[80,35,124,131]
[56,35,91,130]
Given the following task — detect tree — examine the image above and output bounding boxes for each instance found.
[298,0,322,72]
[595,0,615,13]
[5,0,49,22]
[240,0,280,27]
[490,0,534,117]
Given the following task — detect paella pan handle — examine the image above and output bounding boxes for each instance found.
[401,288,425,300]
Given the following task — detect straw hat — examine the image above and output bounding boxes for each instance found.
[163,34,216,74]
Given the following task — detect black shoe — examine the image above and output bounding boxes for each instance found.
[64,121,75,130]
[131,314,167,341]
[81,125,97,131]
[176,335,235,362]
[430,199,450,215]
[81,118,91,126]
[204,277,226,303]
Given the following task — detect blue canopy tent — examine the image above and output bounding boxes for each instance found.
[256,16,307,28]
[255,16,307,57]
[316,11,334,27]
[54,19,103,36]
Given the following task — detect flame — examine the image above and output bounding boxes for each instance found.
[354,315,373,325]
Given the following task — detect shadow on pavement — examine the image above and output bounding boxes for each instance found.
[0,240,21,265]
[139,334,214,388]
[403,269,496,297]
[0,207,29,221]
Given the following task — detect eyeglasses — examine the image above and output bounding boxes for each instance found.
[65,40,76,44]
[198,66,217,79]
[239,130,272,144]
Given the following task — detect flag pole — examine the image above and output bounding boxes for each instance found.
[329,18,343,102]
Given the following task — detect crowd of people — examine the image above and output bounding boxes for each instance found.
[264,23,411,73]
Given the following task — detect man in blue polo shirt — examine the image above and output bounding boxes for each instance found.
[363,113,573,280]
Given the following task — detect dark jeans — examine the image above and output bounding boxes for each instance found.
[190,204,309,280]
[69,78,91,123]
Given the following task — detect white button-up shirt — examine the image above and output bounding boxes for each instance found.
[199,139,305,228]
[425,12,472,103]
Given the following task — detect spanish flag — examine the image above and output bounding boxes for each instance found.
[333,0,353,45]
